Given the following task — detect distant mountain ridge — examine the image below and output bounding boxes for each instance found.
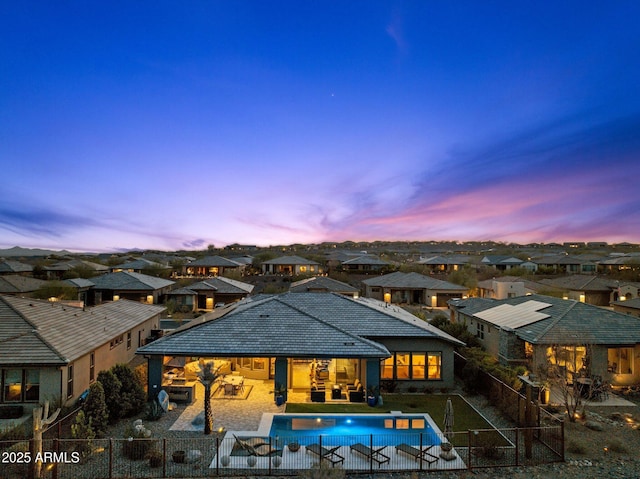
[0,246,75,257]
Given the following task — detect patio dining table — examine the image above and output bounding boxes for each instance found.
[222,375,245,395]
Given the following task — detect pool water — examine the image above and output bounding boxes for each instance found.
[268,414,441,446]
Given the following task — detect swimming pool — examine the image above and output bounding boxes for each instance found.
[268,413,442,446]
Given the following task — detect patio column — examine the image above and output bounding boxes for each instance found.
[147,355,163,401]
[366,358,380,393]
[274,357,288,402]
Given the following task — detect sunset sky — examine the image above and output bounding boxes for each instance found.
[2,2,639,252]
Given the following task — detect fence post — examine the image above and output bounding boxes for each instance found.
[162,438,167,478]
[467,430,472,471]
[109,438,113,479]
[53,438,59,479]
[515,428,519,466]
[369,434,373,474]
[216,436,220,475]
[268,437,272,476]
[560,420,565,462]
[419,432,423,471]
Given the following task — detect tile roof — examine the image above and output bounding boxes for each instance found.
[64,278,96,288]
[138,292,462,358]
[44,259,108,272]
[538,275,617,291]
[341,255,389,266]
[187,256,244,267]
[452,294,640,345]
[90,271,174,291]
[112,258,170,270]
[362,271,467,291]
[289,276,359,293]
[0,275,47,293]
[185,277,254,294]
[418,255,470,265]
[0,295,165,366]
[262,255,320,265]
[0,260,33,273]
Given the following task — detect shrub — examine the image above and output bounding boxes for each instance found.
[608,439,629,454]
[112,364,146,418]
[71,410,95,459]
[566,438,588,454]
[83,382,109,436]
[122,420,153,460]
[97,369,122,424]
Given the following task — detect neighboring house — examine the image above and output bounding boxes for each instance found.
[289,276,359,297]
[0,275,46,296]
[417,255,470,273]
[165,287,197,312]
[63,278,96,305]
[598,254,640,274]
[137,292,464,400]
[611,298,640,318]
[449,294,640,388]
[0,295,164,408]
[476,276,534,299]
[180,277,254,311]
[110,258,171,274]
[480,255,524,271]
[614,281,640,301]
[0,260,33,276]
[537,275,618,306]
[261,255,322,275]
[44,259,109,280]
[88,271,175,305]
[183,256,246,277]
[532,255,598,274]
[340,255,390,273]
[362,271,468,307]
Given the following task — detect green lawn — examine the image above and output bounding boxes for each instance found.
[285,394,504,447]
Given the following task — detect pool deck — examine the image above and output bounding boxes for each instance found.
[213,412,466,471]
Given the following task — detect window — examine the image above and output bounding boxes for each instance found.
[127,331,132,350]
[3,369,22,402]
[381,357,394,379]
[110,335,124,349]
[608,347,634,375]
[89,352,95,382]
[476,323,485,339]
[427,353,442,380]
[67,364,74,398]
[412,354,426,379]
[382,352,443,381]
[24,370,39,402]
[396,353,410,379]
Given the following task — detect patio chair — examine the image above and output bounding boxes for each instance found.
[233,434,268,448]
[306,443,345,467]
[233,435,281,456]
[395,443,438,465]
[349,443,390,467]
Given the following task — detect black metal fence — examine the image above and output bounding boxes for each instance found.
[1,425,563,478]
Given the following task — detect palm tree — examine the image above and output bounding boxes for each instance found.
[196,359,222,435]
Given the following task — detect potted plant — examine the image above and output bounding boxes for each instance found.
[287,441,300,452]
[367,386,379,407]
[147,450,163,468]
[274,383,287,406]
[172,450,186,463]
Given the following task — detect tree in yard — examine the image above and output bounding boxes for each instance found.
[83,381,109,436]
[196,360,223,435]
[97,369,122,424]
[112,364,147,418]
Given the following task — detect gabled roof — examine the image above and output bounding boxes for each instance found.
[167,287,197,296]
[262,255,319,265]
[64,278,96,288]
[137,292,462,358]
[186,276,254,294]
[0,295,165,366]
[341,255,389,266]
[187,256,244,267]
[290,276,359,293]
[418,255,470,265]
[362,271,467,291]
[44,259,108,272]
[481,255,523,265]
[0,260,33,274]
[89,271,174,291]
[0,275,46,294]
[112,258,170,270]
[453,294,640,345]
[538,275,618,292]
[532,255,595,265]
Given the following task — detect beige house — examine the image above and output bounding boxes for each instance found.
[0,295,164,408]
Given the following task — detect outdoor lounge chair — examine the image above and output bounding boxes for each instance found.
[395,443,438,465]
[234,435,281,456]
[306,443,345,467]
[349,443,390,467]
